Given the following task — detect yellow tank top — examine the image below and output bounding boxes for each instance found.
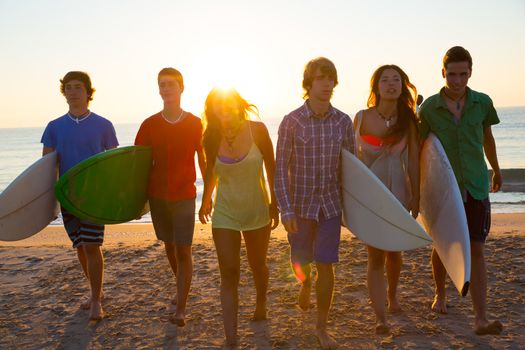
[212,143,270,231]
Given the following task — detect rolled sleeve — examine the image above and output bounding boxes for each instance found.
[483,97,500,128]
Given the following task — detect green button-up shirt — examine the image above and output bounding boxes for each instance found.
[419,87,500,200]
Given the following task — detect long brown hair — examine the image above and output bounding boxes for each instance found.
[202,88,258,162]
[367,64,418,137]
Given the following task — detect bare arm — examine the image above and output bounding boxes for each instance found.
[254,122,279,230]
[352,113,359,133]
[407,121,420,218]
[198,153,217,224]
[197,148,206,181]
[42,146,55,156]
[483,126,502,192]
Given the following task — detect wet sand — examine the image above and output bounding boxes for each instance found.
[0,214,523,349]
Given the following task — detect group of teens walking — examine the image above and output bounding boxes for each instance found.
[42,45,503,349]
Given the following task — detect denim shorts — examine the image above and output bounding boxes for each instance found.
[149,197,196,245]
[287,212,342,265]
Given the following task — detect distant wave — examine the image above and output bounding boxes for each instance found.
[490,168,525,182]
[490,200,525,205]
[489,169,525,192]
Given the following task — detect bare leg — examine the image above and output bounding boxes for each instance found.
[243,225,270,320]
[167,243,192,326]
[78,247,104,310]
[164,243,178,305]
[315,262,337,349]
[213,228,241,347]
[296,263,312,311]
[470,242,503,335]
[431,248,448,314]
[386,251,402,313]
[77,247,91,310]
[83,244,105,320]
[367,246,389,334]
[77,246,89,279]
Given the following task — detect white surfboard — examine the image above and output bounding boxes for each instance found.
[341,149,432,251]
[0,152,59,241]
[420,133,471,296]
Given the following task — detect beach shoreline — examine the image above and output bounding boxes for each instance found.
[0,214,523,349]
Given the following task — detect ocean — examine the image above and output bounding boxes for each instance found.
[1,106,524,225]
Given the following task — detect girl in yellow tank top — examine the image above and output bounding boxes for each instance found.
[212,130,270,231]
[198,88,279,347]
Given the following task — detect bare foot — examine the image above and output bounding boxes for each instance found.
[375,321,390,335]
[431,294,447,314]
[222,336,240,350]
[169,311,185,327]
[221,342,240,350]
[298,283,311,311]
[251,302,267,321]
[315,328,338,349]
[387,299,403,313]
[475,320,503,335]
[81,293,104,310]
[89,300,105,321]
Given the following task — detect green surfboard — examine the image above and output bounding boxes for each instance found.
[55,146,152,224]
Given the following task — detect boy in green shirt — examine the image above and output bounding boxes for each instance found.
[419,46,503,335]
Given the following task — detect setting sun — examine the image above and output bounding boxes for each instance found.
[183,44,272,116]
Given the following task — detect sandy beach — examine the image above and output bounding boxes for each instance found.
[0,214,523,349]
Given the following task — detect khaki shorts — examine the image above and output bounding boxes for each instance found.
[149,197,195,245]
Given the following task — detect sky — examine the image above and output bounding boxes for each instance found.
[0,0,524,128]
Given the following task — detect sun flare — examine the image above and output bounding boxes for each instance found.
[184,46,268,116]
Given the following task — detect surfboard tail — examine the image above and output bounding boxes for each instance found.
[461,281,470,297]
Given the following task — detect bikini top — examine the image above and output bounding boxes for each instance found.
[354,110,412,208]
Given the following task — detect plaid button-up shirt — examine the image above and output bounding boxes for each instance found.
[275,102,355,222]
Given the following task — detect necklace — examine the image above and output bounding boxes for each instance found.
[67,111,91,124]
[161,109,184,124]
[224,137,236,152]
[376,108,397,128]
[222,122,244,152]
[443,89,466,111]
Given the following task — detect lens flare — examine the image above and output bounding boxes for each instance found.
[293,262,306,283]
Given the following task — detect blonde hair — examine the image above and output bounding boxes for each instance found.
[202,88,258,162]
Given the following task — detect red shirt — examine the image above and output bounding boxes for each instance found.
[135,112,202,201]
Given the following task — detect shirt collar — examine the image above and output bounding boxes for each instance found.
[436,86,478,111]
[302,100,336,120]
